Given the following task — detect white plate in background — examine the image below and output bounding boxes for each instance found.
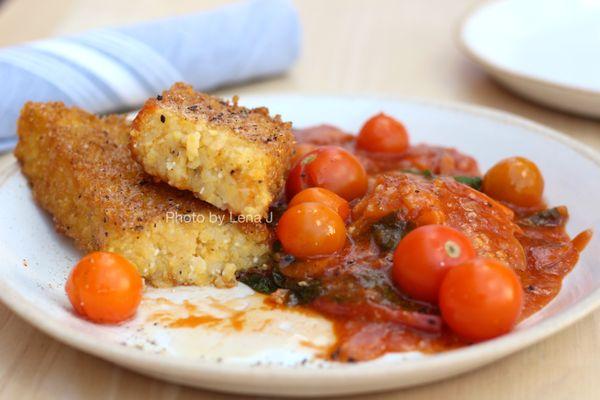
[0,95,599,397]
[459,0,600,118]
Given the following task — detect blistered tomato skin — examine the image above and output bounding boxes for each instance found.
[276,202,347,258]
[289,187,351,220]
[392,225,476,303]
[439,258,523,342]
[66,251,143,324]
[482,157,544,207]
[285,146,368,201]
[357,113,410,154]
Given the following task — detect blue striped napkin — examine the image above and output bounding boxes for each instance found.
[0,0,300,152]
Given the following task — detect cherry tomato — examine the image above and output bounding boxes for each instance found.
[392,225,476,303]
[439,258,523,342]
[276,202,346,258]
[289,187,351,220]
[285,146,368,201]
[66,252,143,324]
[356,113,409,154]
[482,157,544,207]
[291,143,317,166]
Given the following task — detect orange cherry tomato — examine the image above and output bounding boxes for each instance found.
[482,157,544,207]
[439,258,523,342]
[288,187,351,220]
[285,146,368,201]
[66,252,143,324]
[291,143,317,166]
[356,113,410,154]
[392,225,476,303]
[276,202,346,258]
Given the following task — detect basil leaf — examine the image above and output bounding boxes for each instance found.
[236,268,279,294]
[371,214,412,251]
[519,207,567,228]
[402,169,434,179]
[454,176,483,191]
[237,266,322,305]
[402,170,483,191]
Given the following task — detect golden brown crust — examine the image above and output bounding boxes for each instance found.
[140,82,292,144]
[130,83,295,217]
[14,102,268,252]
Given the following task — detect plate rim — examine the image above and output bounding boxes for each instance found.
[457,0,600,98]
[1,94,599,395]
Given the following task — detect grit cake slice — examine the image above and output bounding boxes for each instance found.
[130,83,294,218]
[14,102,271,287]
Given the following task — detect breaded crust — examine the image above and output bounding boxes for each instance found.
[130,83,294,218]
[14,102,272,287]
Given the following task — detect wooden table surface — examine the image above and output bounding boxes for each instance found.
[0,0,598,399]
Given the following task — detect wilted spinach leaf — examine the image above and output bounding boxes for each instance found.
[236,268,279,294]
[237,265,322,305]
[288,280,322,305]
[402,169,434,179]
[453,176,483,191]
[371,213,412,251]
[402,170,483,191]
[519,207,567,228]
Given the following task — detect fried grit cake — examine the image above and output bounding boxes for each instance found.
[130,83,294,218]
[14,102,272,287]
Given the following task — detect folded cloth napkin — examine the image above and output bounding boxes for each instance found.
[0,0,300,151]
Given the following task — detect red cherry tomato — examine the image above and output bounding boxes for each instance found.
[356,113,409,153]
[392,225,476,303]
[482,157,544,207]
[276,202,346,258]
[291,143,317,166]
[439,258,523,342]
[66,252,143,324]
[285,146,368,201]
[288,187,351,220]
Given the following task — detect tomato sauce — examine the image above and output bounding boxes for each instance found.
[267,125,590,362]
[294,125,480,177]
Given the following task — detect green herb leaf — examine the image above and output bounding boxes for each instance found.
[402,169,434,179]
[454,176,483,191]
[371,213,412,251]
[236,268,279,294]
[272,240,283,253]
[237,266,322,305]
[288,280,322,305]
[519,207,568,228]
[402,169,483,191]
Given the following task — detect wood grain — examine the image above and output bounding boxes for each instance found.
[0,0,598,399]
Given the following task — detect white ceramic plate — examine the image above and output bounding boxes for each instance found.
[459,0,600,118]
[1,95,599,397]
